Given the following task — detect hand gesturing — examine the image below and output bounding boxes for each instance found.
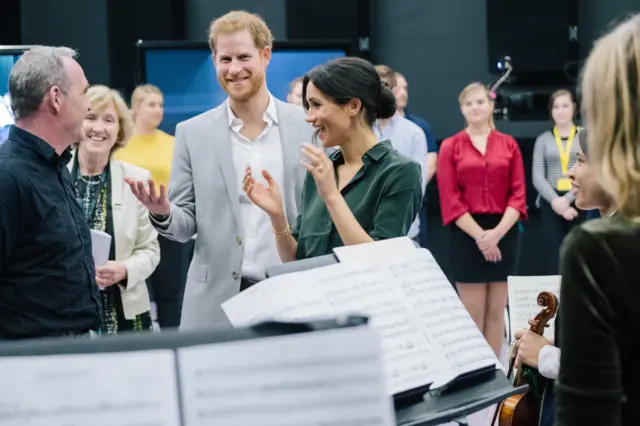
[242,166,284,217]
[125,178,171,216]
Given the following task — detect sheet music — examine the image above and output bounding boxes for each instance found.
[223,248,499,396]
[332,236,418,265]
[0,350,180,426]
[222,270,333,327]
[507,275,561,341]
[390,252,497,386]
[313,260,454,394]
[178,326,395,426]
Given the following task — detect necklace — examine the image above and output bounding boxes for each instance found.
[80,175,102,185]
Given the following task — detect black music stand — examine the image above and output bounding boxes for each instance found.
[265,253,528,426]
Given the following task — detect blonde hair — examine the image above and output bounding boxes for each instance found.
[208,10,274,53]
[75,85,133,152]
[459,82,495,129]
[581,14,640,216]
[375,64,397,87]
[130,84,163,122]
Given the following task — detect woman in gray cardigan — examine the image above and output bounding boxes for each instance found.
[532,89,583,274]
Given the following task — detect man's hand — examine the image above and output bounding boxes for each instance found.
[125,178,171,217]
[513,329,551,369]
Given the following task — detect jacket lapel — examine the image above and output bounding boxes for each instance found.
[66,153,126,261]
[210,107,241,229]
[110,160,125,261]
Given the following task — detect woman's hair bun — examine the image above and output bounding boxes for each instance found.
[376,84,397,119]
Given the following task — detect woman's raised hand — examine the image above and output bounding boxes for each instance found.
[242,165,285,217]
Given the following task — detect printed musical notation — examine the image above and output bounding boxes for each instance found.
[177,326,395,426]
[222,248,499,396]
[507,276,561,341]
[0,350,181,426]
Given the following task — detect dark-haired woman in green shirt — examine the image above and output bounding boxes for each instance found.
[242,57,423,261]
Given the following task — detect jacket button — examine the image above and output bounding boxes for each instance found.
[232,271,239,279]
[236,236,242,245]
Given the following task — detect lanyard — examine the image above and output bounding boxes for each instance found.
[553,126,576,176]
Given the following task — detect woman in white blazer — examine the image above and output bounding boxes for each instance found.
[70,85,159,334]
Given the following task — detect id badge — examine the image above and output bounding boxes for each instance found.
[557,178,572,192]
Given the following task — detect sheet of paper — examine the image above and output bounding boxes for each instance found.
[222,270,334,327]
[223,248,499,395]
[332,236,417,265]
[91,229,112,266]
[390,251,498,387]
[178,326,395,426]
[312,259,454,395]
[508,275,561,341]
[0,350,181,426]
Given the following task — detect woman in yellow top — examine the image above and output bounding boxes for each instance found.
[116,84,190,329]
[116,84,174,187]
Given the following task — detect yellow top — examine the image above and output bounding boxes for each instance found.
[115,130,174,188]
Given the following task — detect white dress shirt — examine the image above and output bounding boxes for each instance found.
[538,345,560,380]
[226,95,285,280]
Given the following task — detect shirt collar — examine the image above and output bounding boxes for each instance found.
[374,114,400,133]
[226,94,279,128]
[329,139,394,164]
[9,125,73,165]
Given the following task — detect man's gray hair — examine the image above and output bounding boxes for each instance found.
[9,46,78,120]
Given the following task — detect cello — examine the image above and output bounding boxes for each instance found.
[491,291,559,426]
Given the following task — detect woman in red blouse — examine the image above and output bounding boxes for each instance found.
[437,82,527,357]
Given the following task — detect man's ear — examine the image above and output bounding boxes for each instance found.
[261,47,272,67]
[49,86,64,115]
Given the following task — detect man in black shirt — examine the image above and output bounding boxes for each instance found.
[0,46,101,339]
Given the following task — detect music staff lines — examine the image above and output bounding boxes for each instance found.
[191,355,377,377]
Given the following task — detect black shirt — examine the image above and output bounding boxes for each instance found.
[556,214,638,426]
[0,126,101,339]
[292,140,423,259]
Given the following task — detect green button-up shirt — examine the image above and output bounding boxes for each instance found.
[292,140,423,260]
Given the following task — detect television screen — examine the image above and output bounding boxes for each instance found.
[0,53,20,144]
[143,48,346,134]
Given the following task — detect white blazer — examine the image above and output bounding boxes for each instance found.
[69,157,160,319]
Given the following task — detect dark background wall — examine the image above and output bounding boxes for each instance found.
[20,0,111,85]
[373,0,492,139]
[185,0,287,42]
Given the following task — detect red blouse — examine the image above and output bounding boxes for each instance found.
[436,130,527,226]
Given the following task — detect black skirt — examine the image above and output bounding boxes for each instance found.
[449,214,521,283]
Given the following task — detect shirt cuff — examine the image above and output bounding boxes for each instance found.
[149,212,172,230]
[538,345,560,380]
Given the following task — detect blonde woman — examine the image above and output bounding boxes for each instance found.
[437,82,527,357]
[116,84,187,329]
[72,85,159,334]
[555,14,640,426]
